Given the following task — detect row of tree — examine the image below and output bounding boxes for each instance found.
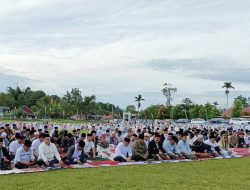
[128,95,250,120]
[0,87,123,119]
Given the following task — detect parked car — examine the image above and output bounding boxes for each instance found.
[229,118,250,125]
[191,118,206,125]
[209,118,229,124]
[176,119,189,124]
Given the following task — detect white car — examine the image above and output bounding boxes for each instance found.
[191,118,206,125]
[229,118,250,125]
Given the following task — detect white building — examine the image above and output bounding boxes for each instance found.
[0,107,10,117]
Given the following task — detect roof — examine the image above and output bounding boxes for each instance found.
[20,106,35,116]
[223,107,250,118]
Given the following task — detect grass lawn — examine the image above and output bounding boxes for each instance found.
[1,158,250,190]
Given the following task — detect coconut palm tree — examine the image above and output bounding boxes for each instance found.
[222,82,234,110]
[135,95,145,113]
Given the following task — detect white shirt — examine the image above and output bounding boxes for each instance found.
[114,142,132,159]
[84,139,94,153]
[38,142,61,162]
[9,140,23,154]
[14,147,35,164]
[72,145,82,160]
[31,139,42,157]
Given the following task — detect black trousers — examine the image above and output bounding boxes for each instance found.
[113,156,127,162]
[15,162,36,169]
[37,158,59,167]
[131,155,147,162]
[0,161,11,170]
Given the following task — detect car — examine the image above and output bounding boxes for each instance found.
[209,118,229,124]
[191,118,206,125]
[229,118,250,125]
[176,119,189,124]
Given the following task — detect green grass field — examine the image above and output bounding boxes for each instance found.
[2,158,250,190]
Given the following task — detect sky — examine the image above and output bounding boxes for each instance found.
[0,0,250,109]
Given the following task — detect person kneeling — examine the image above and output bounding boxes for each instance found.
[37,134,63,168]
[64,140,87,165]
[14,140,36,169]
[163,136,183,160]
[131,134,149,161]
[0,138,13,170]
[113,138,133,162]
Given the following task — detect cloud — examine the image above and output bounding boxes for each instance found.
[0,0,250,107]
[145,58,250,84]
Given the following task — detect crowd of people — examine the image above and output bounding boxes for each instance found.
[0,121,250,170]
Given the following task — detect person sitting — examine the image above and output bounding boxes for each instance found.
[144,133,150,148]
[192,135,213,158]
[117,130,123,143]
[61,133,74,153]
[228,130,238,148]
[218,133,230,151]
[63,140,87,165]
[148,133,169,160]
[97,132,110,158]
[37,134,63,168]
[14,140,36,169]
[110,132,118,146]
[113,138,133,162]
[131,134,149,161]
[0,138,13,170]
[204,135,222,157]
[91,131,98,148]
[178,133,197,160]
[163,136,183,160]
[84,133,97,159]
[9,134,25,157]
[237,132,247,148]
[31,133,45,159]
[78,133,86,141]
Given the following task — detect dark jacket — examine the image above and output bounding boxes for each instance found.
[66,145,87,163]
[148,140,165,155]
[0,147,13,161]
[192,140,212,153]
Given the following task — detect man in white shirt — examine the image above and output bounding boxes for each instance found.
[14,140,36,169]
[9,135,25,156]
[37,134,63,168]
[31,133,45,158]
[63,140,87,165]
[84,134,96,158]
[113,138,133,162]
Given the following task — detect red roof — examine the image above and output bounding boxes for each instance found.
[102,115,113,120]
[223,107,250,118]
[21,106,35,116]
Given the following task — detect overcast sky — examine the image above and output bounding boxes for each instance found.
[0,0,250,109]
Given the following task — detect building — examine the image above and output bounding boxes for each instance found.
[0,107,10,117]
[223,107,250,118]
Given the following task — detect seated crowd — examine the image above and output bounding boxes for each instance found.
[0,123,249,170]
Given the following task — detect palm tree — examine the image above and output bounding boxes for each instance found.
[222,82,234,110]
[135,95,145,113]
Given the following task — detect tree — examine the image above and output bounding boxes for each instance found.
[162,83,177,106]
[213,101,219,106]
[182,98,192,106]
[135,95,145,113]
[126,105,136,113]
[235,95,249,108]
[232,99,243,117]
[222,82,234,110]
